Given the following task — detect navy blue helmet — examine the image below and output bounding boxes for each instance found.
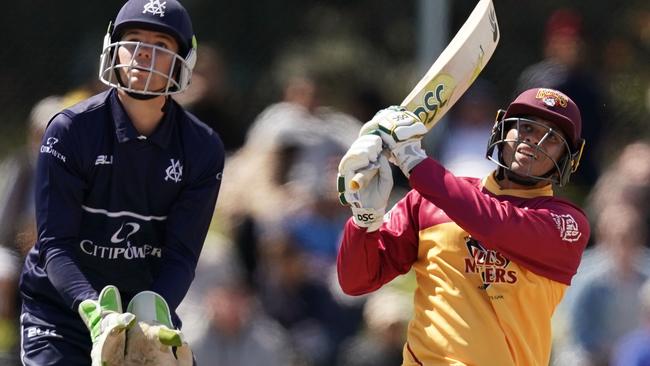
[99,0,197,96]
[112,0,194,56]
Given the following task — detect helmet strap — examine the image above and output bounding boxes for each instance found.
[125,91,159,100]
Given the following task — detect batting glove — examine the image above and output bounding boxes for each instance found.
[372,106,428,177]
[78,285,136,366]
[124,291,193,366]
[338,134,393,232]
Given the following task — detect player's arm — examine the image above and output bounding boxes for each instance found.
[34,113,98,308]
[370,106,589,283]
[410,158,590,284]
[150,135,225,314]
[36,115,136,365]
[337,192,420,295]
[336,133,419,295]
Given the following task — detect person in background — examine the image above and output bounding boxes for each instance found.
[551,140,650,366]
[0,247,20,365]
[611,279,650,366]
[178,240,294,366]
[0,96,63,365]
[0,96,63,257]
[215,72,360,288]
[337,287,412,366]
[517,9,605,196]
[437,79,497,179]
[173,44,243,153]
[569,204,649,365]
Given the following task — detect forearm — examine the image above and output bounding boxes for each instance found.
[151,162,222,313]
[42,245,97,310]
[150,255,194,314]
[337,219,414,295]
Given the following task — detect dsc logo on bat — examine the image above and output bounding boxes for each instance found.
[411,74,457,128]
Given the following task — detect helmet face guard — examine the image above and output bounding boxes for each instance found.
[99,0,197,96]
[486,111,585,186]
[99,31,196,96]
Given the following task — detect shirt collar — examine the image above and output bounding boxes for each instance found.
[108,89,176,148]
[481,171,554,198]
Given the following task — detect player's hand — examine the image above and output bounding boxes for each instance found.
[371,106,428,177]
[78,285,136,366]
[337,134,393,232]
[124,291,193,366]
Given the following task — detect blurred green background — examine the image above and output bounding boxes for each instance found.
[1,0,648,160]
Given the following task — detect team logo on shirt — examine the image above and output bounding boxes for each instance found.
[464,236,517,289]
[550,213,582,242]
[164,159,183,183]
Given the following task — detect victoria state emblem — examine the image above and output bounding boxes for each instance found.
[464,236,517,289]
[143,0,167,17]
[164,158,183,183]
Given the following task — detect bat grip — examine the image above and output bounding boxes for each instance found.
[349,169,378,191]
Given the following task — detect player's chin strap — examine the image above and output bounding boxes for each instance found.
[126,91,160,100]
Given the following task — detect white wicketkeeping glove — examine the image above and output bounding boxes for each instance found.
[370,106,428,177]
[124,291,193,366]
[337,134,393,232]
[78,285,137,366]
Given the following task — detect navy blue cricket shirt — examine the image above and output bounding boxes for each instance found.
[19,89,225,326]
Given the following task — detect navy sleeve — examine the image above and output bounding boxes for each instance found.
[150,137,224,312]
[36,115,98,309]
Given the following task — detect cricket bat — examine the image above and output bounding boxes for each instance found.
[350,0,500,190]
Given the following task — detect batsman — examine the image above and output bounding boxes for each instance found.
[337,88,590,365]
[19,0,224,365]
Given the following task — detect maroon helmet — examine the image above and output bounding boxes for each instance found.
[486,88,586,186]
[504,88,582,151]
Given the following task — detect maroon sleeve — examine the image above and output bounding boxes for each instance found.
[337,192,421,295]
[409,158,590,284]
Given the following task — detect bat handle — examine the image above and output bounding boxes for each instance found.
[349,169,378,191]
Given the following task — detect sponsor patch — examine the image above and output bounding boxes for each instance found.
[40,137,67,162]
[465,236,517,289]
[25,326,60,339]
[95,154,113,165]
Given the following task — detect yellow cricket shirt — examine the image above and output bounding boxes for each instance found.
[338,158,589,365]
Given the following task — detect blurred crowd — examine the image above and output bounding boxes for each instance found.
[1,7,649,366]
